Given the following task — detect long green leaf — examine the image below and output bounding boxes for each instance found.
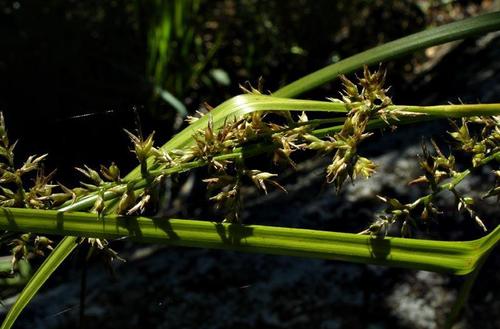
[123,93,500,181]
[274,11,500,98]
[124,95,348,179]
[125,95,500,182]
[0,208,498,276]
[0,236,77,329]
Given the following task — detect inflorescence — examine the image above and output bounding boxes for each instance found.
[0,66,498,275]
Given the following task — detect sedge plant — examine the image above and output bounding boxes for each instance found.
[0,11,500,329]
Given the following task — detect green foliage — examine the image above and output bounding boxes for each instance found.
[274,10,500,97]
[146,0,203,116]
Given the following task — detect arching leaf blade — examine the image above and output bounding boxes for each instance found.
[274,11,500,98]
[0,208,498,276]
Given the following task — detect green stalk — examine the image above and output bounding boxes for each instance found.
[388,103,500,117]
[439,151,500,192]
[65,100,500,213]
[274,11,500,98]
[124,95,348,180]
[0,207,497,276]
[124,96,500,181]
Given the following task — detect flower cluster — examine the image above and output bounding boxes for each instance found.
[2,64,497,276]
[182,66,396,219]
[190,112,286,222]
[449,116,500,167]
[0,113,56,274]
[9,233,53,275]
[364,114,500,237]
[306,66,391,191]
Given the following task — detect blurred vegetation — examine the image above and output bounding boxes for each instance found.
[0,0,491,180]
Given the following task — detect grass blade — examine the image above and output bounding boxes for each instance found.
[0,208,497,276]
[124,93,500,180]
[124,94,348,180]
[274,11,500,98]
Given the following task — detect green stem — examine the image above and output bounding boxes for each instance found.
[0,207,497,276]
[388,104,500,117]
[63,110,500,214]
[274,12,500,98]
[440,150,500,191]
